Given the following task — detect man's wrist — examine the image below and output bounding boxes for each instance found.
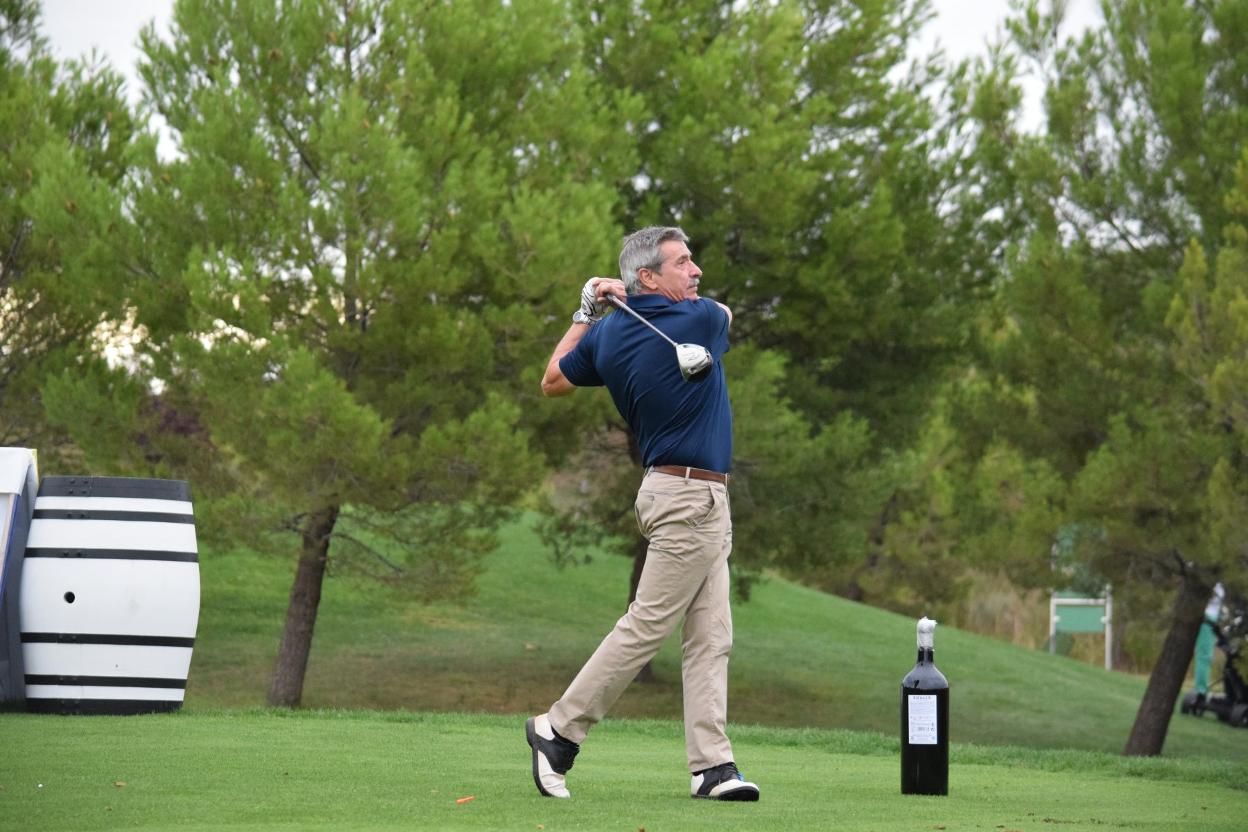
[572,309,598,325]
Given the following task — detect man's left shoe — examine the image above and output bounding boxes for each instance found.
[691,761,760,801]
[526,714,579,798]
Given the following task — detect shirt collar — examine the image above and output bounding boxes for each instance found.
[628,293,675,309]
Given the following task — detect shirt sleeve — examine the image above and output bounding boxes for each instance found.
[558,325,604,387]
[703,300,731,356]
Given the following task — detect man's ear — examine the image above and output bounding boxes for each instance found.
[637,268,658,290]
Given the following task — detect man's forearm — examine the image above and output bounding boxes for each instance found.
[541,323,590,397]
[543,277,623,397]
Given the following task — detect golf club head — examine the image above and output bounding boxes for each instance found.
[676,343,713,383]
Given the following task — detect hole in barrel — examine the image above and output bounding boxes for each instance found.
[64,591,76,604]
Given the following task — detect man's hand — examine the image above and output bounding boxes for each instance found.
[573,278,607,325]
[573,277,627,325]
[593,277,627,305]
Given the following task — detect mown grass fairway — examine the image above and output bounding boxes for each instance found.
[1,709,1243,832]
[188,518,1247,762]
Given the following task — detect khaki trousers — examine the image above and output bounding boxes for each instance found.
[548,469,735,772]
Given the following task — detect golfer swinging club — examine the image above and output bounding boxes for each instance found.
[528,226,760,801]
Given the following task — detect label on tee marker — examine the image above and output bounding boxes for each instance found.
[908,694,938,745]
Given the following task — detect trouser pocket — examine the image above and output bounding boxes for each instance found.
[635,476,727,556]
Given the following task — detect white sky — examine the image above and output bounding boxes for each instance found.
[37,0,1103,125]
[40,0,172,97]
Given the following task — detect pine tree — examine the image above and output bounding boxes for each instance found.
[0,0,138,455]
[47,0,637,707]
[959,0,1248,755]
[556,1,988,607]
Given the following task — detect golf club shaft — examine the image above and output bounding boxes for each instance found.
[605,295,679,348]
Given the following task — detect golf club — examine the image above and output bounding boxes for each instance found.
[604,295,713,383]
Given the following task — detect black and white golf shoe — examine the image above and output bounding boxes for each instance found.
[525,713,579,799]
[690,761,760,801]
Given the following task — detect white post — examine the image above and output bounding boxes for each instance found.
[1049,593,1058,654]
[1103,584,1113,671]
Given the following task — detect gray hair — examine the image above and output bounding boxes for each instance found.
[619,226,689,295]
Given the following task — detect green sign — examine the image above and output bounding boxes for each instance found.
[1055,603,1106,633]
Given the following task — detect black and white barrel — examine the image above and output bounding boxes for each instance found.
[1,447,39,705]
[19,476,199,715]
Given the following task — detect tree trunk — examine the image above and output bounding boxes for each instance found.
[628,533,655,683]
[844,493,897,602]
[1122,568,1211,756]
[267,505,340,708]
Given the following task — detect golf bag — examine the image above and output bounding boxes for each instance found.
[1180,592,1248,728]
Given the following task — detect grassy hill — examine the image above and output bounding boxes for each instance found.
[187,517,1247,762]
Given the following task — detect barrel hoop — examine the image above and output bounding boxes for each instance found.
[20,632,196,647]
[38,477,191,502]
[25,674,187,689]
[26,699,183,715]
[33,510,195,524]
[23,548,199,563]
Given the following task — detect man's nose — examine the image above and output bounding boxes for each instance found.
[690,261,702,277]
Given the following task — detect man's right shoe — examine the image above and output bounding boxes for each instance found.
[525,714,579,798]
[691,761,760,801]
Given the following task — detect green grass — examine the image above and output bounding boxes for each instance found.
[1,709,1243,831]
[187,517,1248,762]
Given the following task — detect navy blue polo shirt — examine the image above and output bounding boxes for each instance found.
[560,294,733,472]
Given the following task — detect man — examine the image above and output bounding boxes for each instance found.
[1190,583,1226,705]
[527,226,759,802]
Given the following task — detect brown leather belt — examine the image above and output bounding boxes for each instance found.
[650,465,730,485]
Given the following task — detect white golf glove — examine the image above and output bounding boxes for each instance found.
[572,277,607,325]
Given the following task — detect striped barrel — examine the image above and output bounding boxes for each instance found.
[1,447,39,705]
[19,476,200,715]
